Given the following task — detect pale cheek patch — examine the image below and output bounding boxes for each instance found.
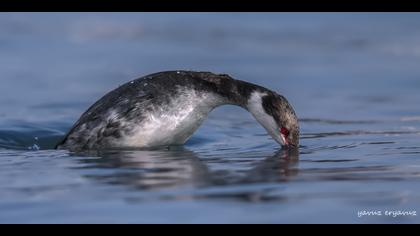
[247,91,283,145]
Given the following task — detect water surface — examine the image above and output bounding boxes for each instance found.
[1,13,420,223]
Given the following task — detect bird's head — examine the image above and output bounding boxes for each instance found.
[247,90,299,149]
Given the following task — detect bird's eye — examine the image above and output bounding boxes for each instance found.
[280,127,290,137]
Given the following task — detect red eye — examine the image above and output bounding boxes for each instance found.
[280,127,289,137]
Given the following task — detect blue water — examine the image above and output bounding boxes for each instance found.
[1,13,420,223]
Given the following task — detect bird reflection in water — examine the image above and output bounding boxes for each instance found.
[71,147,300,197]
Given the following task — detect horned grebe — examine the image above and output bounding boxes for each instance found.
[56,71,299,151]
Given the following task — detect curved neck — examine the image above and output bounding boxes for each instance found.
[198,75,283,145]
[199,74,269,110]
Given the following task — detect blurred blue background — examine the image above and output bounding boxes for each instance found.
[1,13,420,223]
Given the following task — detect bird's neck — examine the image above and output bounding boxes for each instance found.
[194,73,277,131]
[206,79,281,144]
[203,75,268,109]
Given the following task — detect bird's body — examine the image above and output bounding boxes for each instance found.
[56,71,299,151]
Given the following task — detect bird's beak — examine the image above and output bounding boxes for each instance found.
[281,133,298,149]
[280,133,289,146]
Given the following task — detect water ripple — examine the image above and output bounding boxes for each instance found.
[301,130,420,139]
[300,118,380,125]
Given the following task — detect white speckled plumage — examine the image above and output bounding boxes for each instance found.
[122,87,224,148]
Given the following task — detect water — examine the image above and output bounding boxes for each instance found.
[1,13,420,223]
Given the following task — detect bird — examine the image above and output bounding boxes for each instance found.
[56,71,299,151]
